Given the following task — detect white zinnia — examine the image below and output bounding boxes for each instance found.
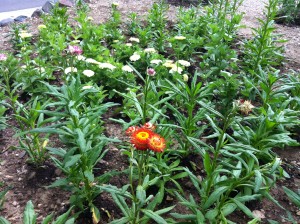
[144,48,156,53]
[178,60,190,67]
[99,62,116,71]
[85,58,100,64]
[82,85,93,90]
[64,67,77,74]
[129,37,140,43]
[122,65,133,72]
[150,59,162,65]
[130,54,141,62]
[174,36,186,40]
[83,70,95,77]
[169,65,183,74]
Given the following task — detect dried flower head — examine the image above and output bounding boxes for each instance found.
[235,99,255,115]
[142,122,156,131]
[125,126,139,136]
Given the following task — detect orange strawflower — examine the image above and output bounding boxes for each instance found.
[131,128,154,150]
[148,134,166,153]
[125,126,139,136]
[142,122,156,131]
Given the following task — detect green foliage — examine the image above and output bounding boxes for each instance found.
[277,0,300,24]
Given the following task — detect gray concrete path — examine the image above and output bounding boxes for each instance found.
[0,0,47,13]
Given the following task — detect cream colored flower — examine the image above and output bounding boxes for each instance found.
[82,85,93,90]
[183,74,189,82]
[64,67,77,74]
[83,70,95,77]
[129,37,140,43]
[35,67,45,73]
[87,16,94,21]
[174,35,186,40]
[76,55,86,61]
[125,43,132,47]
[38,24,46,30]
[20,32,32,39]
[150,59,162,65]
[144,48,156,53]
[163,60,174,68]
[178,60,190,67]
[85,58,100,64]
[99,62,116,71]
[112,2,119,6]
[113,40,120,43]
[239,100,255,115]
[122,65,133,72]
[169,65,183,74]
[130,53,141,62]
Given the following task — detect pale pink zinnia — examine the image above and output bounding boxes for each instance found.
[147,68,156,76]
[0,53,7,61]
[68,45,83,55]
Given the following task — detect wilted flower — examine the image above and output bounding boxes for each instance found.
[129,37,140,43]
[38,24,46,30]
[125,43,132,47]
[99,62,116,71]
[183,74,189,82]
[174,35,186,40]
[125,126,139,135]
[130,53,141,62]
[147,68,156,76]
[142,122,156,131]
[64,67,77,74]
[85,58,100,64]
[122,65,133,72]
[235,99,255,115]
[68,45,83,55]
[20,32,32,39]
[178,60,190,67]
[0,53,7,61]
[169,65,183,74]
[144,48,156,53]
[83,69,95,77]
[150,59,162,65]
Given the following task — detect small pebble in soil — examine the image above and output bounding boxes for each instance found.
[18,177,22,181]
[12,201,18,206]
[296,210,300,216]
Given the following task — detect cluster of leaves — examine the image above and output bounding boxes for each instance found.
[0,0,299,223]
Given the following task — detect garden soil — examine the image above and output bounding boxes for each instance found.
[0,0,300,223]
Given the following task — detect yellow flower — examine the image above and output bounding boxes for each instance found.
[20,32,32,39]
[174,35,186,40]
[163,60,174,68]
[38,24,46,30]
[183,74,189,82]
[83,70,95,77]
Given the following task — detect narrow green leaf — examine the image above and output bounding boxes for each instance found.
[65,155,81,168]
[0,217,11,224]
[254,170,262,193]
[23,201,37,224]
[142,209,168,224]
[203,186,228,209]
